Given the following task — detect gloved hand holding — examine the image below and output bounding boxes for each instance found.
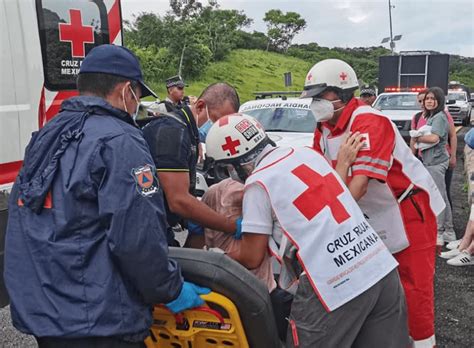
[165,281,211,314]
[233,217,243,240]
[187,221,204,236]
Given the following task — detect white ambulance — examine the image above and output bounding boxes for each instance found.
[0,0,123,307]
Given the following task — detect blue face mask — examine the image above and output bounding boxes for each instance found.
[198,105,213,142]
[199,120,213,142]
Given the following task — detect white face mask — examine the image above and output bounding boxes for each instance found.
[122,85,140,120]
[228,166,242,183]
[310,98,342,122]
[227,162,255,183]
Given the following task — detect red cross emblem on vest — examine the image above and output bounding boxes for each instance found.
[59,9,95,58]
[340,72,348,81]
[222,136,241,155]
[292,164,350,224]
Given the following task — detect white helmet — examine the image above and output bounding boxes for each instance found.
[301,59,359,99]
[205,113,273,181]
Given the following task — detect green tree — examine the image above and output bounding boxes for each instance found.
[263,9,306,52]
[234,30,268,50]
[123,12,164,48]
[199,8,252,60]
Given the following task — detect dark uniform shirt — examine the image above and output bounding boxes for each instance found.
[142,106,200,229]
[4,96,183,341]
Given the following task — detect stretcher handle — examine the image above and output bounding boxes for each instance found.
[192,306,225,324]
[154,303,225,324]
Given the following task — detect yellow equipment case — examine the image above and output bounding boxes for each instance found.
[145,248,283,348]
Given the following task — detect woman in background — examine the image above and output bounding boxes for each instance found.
[411,87,455,246]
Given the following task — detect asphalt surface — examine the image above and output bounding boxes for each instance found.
[434,127,474,347]
[0,130,473,348]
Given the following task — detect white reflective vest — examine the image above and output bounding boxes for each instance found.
[318,105,445,253]
[245,146,397,312]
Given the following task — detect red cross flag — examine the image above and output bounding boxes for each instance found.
[59,9,95,58]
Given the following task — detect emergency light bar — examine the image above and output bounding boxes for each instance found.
[384,87,426,93]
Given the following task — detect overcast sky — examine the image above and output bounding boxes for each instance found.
[121,0,474,57]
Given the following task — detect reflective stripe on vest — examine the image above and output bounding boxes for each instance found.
[319,105,445,253]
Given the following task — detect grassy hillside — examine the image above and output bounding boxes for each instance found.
[148,49,312,102]
[146,48,474,103]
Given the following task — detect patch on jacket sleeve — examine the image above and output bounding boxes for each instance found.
[132,164,159,197]
[359,133,371,151]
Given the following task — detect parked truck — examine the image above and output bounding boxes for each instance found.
[378,51,450,94]
[376,51,450,139]
[447,81,472,126]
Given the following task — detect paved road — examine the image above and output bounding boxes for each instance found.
[434,127,473,347]
[0,131,473,347]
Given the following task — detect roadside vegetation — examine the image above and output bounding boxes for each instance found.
[125,0,474,102]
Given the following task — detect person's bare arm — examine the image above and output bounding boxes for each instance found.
[448,123,457,168]
[410,138,417,155]
[416,133,440,144]
[348,175,369,201]
[226,233,270,269]
[158,171,236,233]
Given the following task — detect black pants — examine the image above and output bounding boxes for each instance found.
[445,166,453,208]
[36,337,146,348]
[270,287,294,342]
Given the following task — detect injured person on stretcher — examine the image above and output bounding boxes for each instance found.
[200,177,293,341]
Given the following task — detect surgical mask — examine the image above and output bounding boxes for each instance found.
[228,166,242,183]
[310,98,342,122]
[122,85,140,120]
[198,105,213,141]
[227,161,255,183]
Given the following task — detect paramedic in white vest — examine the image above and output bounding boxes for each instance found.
[205,114,409,348]
[301,59,445,348]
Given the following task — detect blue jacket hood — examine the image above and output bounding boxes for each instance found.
[17,96,135,213]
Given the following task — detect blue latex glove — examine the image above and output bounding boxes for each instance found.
[233,217,243,240]
[165,281,211,314]
[187,221,204,236]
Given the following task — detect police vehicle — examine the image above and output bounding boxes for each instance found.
[239,97,315,148]
[372,91,421,142]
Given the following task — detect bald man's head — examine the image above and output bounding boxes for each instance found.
[194,83,240,125]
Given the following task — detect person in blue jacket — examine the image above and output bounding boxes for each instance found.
[4,44,209,348]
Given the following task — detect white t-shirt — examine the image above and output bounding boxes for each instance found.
[242,183,283,246]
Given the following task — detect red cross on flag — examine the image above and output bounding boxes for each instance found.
[59,9,95,58]
[292,164,350,223]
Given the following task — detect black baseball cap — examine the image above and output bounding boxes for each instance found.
[79,44,157,98]
[360,85,376,97]
[166,75,187,89]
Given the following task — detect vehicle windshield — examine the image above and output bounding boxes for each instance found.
[245,107,316,133]
[373,94,420,110]
[447,93,467,101]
